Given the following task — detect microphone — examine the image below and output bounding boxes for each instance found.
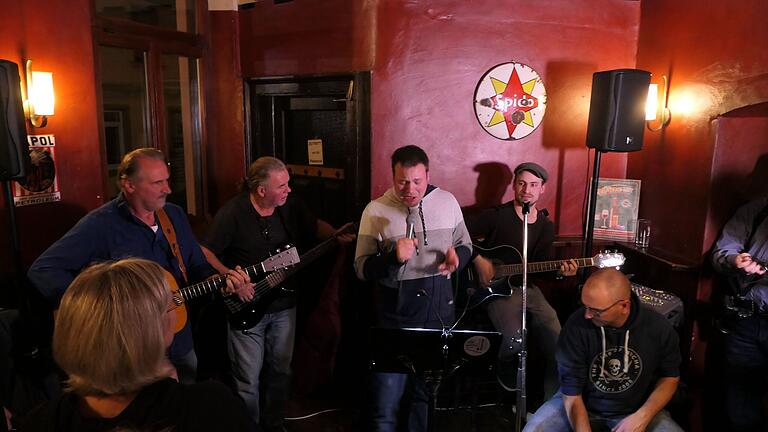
[521,201,531,215]
[406,213,419,255]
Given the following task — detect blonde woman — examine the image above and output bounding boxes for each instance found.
[22,258,251,431]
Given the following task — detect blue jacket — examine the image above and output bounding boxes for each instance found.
[28,193,215,359]
[712,197,768,305]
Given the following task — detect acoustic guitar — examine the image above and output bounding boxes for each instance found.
[459,245,625,309]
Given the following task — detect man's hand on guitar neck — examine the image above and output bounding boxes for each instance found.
[201,246,255,302]
[333,222,357,244]
[318,220,357,244]
[223,266,254,302]
[731,252,767,275]
[559,259,578,277]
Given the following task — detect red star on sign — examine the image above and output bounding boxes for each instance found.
[489,68,539,137]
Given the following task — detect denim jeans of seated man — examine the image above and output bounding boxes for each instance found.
[724,314,768,432]
[228,307,296,431]
[523,392,683,432]
[171,349,198,385]
[370,372,428,432]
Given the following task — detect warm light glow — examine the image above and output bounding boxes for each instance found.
[30,71,54,116]
[645,83,658,121]
[646,75,671,132]
[24,60,55,127]
[668,84,715,118]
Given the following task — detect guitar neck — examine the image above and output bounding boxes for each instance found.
[262,236,339,288]
[497,257,594,277]
[178,262,264,301]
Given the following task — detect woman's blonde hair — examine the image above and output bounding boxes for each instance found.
[53,258,175,396]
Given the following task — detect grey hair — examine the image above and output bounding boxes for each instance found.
[240,157,287,192]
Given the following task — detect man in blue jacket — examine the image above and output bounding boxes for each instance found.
[711,196,768,432]
[28,148,250,384]
[524,269,682,432]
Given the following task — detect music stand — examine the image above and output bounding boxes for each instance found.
[369,327,502,431]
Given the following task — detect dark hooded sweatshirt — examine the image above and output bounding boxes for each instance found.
[557,292,680,418]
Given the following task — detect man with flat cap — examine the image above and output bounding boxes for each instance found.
[466,162,577,399]
[524,269,682,431]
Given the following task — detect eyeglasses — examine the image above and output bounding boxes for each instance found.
[582,298,627,317]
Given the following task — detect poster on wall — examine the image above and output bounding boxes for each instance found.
[592,178,641,241]
[473,62,547,140]
[13,134,61,207]
[307,139,324,165]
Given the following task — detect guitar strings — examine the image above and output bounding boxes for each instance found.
[221,224,356,314]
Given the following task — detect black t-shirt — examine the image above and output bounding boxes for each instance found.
[22,378,252,432]
[202,193,318,312]
[466,201,555,284]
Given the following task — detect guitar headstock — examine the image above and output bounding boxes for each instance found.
[593,251,626,269]
[263,246,300,271]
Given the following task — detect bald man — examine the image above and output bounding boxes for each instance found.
[524,269,683,432]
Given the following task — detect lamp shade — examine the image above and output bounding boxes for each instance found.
[645,83,658,121]
[30,71,54,116]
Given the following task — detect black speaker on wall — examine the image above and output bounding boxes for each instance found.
[0,60,30,181]
[585,69,650,152]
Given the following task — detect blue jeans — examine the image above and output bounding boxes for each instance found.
[171,348,198,384]
[523,393,683,432]
[724,314,768,431]
[228,307,296,430]
[370,372,428,432]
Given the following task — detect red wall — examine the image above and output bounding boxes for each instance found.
[237,0,641,236]
[634,3,768,430]
[0,0,103,272]
[632,0,768,260]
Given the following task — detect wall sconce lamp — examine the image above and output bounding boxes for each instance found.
[645,75,671,131]
[24,60,55,127]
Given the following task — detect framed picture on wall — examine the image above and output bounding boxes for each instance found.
[592,178,641,241]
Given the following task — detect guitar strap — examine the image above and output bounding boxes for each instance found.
[156,208,189,284]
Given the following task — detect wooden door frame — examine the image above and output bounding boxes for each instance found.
[244,72,371,221]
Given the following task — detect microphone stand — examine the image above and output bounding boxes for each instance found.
[417,288,451,432]
[514,202,530,432]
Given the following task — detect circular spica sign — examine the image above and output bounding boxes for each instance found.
[474,62,547,140]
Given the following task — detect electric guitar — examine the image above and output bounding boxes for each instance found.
[223,223,357,331]
[166,246,300,333]
[459,245,625,309]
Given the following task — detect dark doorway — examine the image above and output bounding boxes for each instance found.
[246,74,371,226]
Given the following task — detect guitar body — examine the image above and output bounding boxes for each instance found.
[222,223,358,331]
[223,278,286,331]
[457,245,625,309]
[161,246,300,335]
[458,246,519,310]
[164,271,188,334]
